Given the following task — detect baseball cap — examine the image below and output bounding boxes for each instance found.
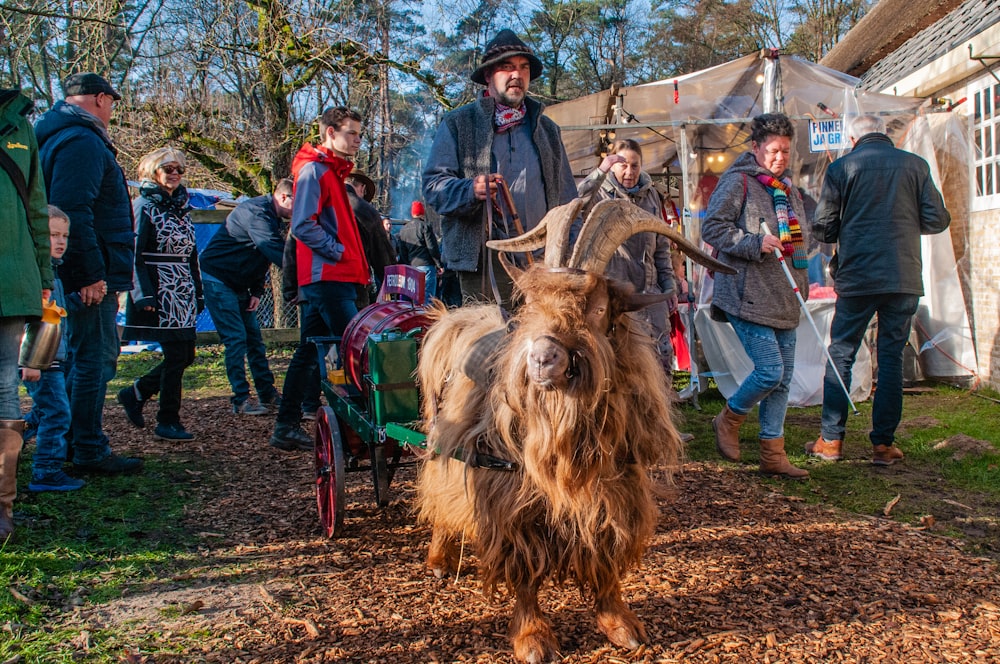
[62,73,122,100]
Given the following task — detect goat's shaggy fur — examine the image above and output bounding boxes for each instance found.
[416,268,683,662]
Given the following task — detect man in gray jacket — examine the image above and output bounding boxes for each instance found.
[806,115,950,466]
[422,29,577,306]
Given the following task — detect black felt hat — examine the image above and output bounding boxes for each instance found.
[346,171,376,202]
[62,72,122,100]
[470,29,544,86]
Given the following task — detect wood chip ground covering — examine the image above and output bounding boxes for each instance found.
[58,398,1000,662]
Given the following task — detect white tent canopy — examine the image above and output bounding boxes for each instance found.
[546,52,976,405]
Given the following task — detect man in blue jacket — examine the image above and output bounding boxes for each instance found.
[195,179,293,415]
[806,115,950,466]
[35,72,142,476]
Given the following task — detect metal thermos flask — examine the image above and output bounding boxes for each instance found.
[19,298,67,370]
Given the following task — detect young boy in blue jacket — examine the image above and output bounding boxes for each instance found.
[22,206,85,492]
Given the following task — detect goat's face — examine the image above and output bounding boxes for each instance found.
[509,269,626,394]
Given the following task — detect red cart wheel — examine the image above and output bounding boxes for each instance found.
[315,406,346,537]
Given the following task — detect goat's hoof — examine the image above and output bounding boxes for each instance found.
[512,627,559,663]
[597,610,646,649]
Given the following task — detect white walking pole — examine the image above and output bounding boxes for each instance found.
[761,223,859,415]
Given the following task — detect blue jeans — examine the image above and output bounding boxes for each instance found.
[203,280,277,405]
[414,265,437,304]
[0,317,25,420]
[726,313,797,440]
[64,295,120,464]
[277,282,358,426]
[24,369,71,477]
[821,293,919,446]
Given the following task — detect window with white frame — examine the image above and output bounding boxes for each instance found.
[972,76,1000,210]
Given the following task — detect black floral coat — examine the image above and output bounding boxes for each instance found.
[123,182,203,342]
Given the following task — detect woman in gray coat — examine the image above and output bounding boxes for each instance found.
[577,139,677,376]
[700,114,809,479]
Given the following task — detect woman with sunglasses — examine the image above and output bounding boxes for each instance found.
[119,148,203,442]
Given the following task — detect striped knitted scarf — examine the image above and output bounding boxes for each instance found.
[756,174,808,269]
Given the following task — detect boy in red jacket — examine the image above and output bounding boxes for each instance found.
[270,107,370,451]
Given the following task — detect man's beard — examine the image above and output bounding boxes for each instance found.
[496,84,526,107]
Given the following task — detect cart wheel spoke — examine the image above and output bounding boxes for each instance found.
[315,406,346,537]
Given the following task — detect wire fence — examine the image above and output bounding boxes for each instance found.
[191,211,299,334]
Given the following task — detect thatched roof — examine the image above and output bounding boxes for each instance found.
[820,0,967,77]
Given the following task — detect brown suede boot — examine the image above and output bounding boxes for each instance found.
[0,420,26,540]
[759,437,809,480]
[712,404,746,461]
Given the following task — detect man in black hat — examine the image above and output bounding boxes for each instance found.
[34,72,143,476]
[345,171,397,306]
[422,29,577,305]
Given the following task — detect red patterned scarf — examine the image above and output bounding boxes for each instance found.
[493,101,526,133]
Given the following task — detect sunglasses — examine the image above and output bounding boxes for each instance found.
[159,164,186,175]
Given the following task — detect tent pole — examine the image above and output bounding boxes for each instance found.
[677,127,702,409]
[762,50,783,114]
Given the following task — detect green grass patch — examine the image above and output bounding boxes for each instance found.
[2,454,207,661]
[678,380,1000,556]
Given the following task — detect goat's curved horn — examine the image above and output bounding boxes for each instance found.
[567,199,736,275]
[487,198,586,268]
[486,216,548,254]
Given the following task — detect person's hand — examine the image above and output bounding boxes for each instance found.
[473,174,500,201]
[80,280,107,306]
[666,293,679,314]
[247,296,260,312]
[41,289,52,303]
[761,234,783,255]
[599,153,625,173]
[21,367,41,382]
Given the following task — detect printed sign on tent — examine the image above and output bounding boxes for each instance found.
[808,118,849,153]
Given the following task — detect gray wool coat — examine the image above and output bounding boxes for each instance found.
[421,95,576,272]
[701,151,809,331]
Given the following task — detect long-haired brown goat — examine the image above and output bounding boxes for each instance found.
[416,199,733,663]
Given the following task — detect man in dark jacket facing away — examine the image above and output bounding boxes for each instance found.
[397,201,441,304]
[196,179,293,415]
[34,72,142,476]
[806,115,950,467]
[421,29,576,306]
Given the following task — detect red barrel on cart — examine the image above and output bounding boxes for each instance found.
[340,300,430,390]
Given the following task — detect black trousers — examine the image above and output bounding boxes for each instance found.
[135,340,196,425]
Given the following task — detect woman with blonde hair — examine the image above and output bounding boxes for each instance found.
[118,147,203,442]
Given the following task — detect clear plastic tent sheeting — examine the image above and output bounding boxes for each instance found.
[546,51,976,397]
[695,301,873,407]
